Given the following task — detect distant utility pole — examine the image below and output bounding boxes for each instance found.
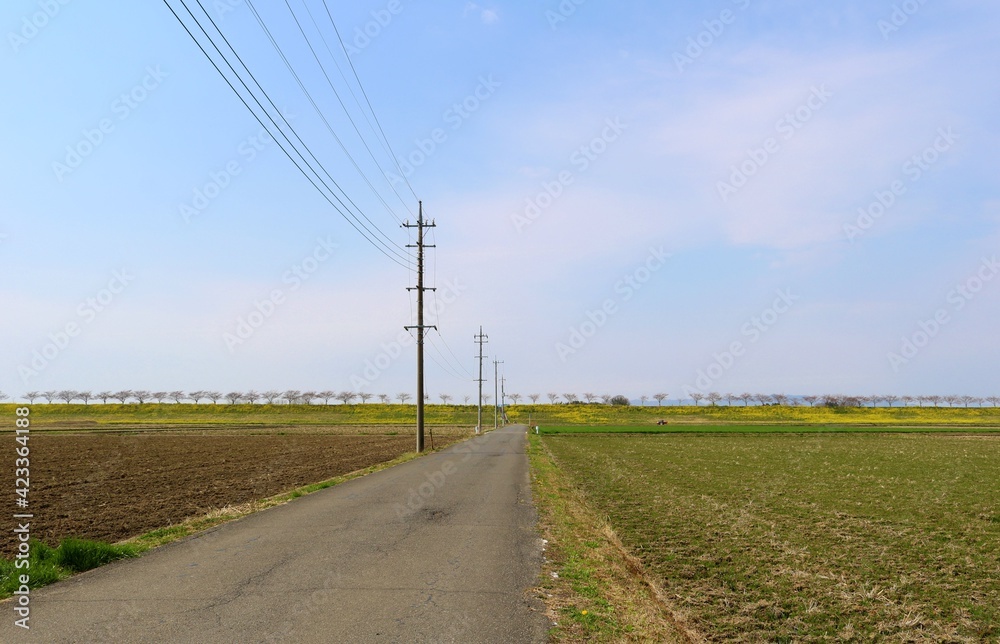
[403,202,436,453]
[493,359,503,430]
[501,375,507,425]
[475,327,488,434]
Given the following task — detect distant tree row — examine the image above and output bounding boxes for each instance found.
[685,393,1000,408]
[3,390,998,408]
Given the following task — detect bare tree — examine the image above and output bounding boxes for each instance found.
[600,395,612,405]
[57,390,77,404]
[378,393,390,404]
[738,392,753,406]
[259,390,278,404]
[509,393,522,405]
[547,393,559,404]
[282,390,302,405]
[94,391,112,404]
[397,392,412,404]
[25,391,41,404]
[205,391,223,405]
[706,392,721,406]
[133,390,151,404]
[985,395,1000,407]
[802,395,818,407]
[224,391,242,405]
[722,393,735,406]
[653,393,668,407]
[639,395,649,406]
[187,390,206,404]
[150,391,167,404]
[41,390,57,403]
[438,393,452,404]
[771,394,789,406]
[77,390,93,405]
[166,390,185,404]
[463,395,472,405]
[0,391,8,402]
[358,392,374,404]
[300,391,318,405]
[111,390,132,404]
[483,394,493,404]
[336,391,356,405]
[884,395,900,408]
[316,390,336,405]
[690,392,705,406]
[562,393,578,403]
[583,393,597,403]
[753,394,772,406]
[958,395,975,408]
[528,394,540,404]
[243,390,260,405]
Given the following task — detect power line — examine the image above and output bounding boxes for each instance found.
[164,0,413,268]
[264,0,413,225]
[323,0,420,204]
[300,0,416,220]
[242,0,411,255]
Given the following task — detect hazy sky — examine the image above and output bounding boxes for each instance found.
[2,1,998,401]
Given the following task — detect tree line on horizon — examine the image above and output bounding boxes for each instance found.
[1,390,998,408]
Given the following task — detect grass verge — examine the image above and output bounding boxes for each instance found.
[528,433,695,642]
[1,539,141,596]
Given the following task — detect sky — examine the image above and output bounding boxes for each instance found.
[2,0,999,403]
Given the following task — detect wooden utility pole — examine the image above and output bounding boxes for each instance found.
[493,359,503,430]
[404,202,435,452]
[475,327,488,434]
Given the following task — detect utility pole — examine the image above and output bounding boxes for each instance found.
[475,327,488,434]
[501,374,507,426]
[403,202,436,453]
[493,359,503,430]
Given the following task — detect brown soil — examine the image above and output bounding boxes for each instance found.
[2,433,426,556]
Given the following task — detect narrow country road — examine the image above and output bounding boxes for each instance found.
[2,425,550,643]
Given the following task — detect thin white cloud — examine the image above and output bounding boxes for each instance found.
[464,2,499,24]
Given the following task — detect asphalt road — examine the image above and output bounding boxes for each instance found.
[2,425,550,643]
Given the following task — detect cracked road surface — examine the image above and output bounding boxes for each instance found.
[1,425,550,643]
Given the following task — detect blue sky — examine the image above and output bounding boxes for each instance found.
[2,0,998,402]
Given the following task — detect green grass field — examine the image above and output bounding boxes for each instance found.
[539,424,1000,434]
[542,433,1000,641]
